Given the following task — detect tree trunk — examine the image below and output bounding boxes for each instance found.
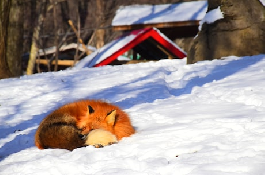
[0,0,12,79]
[27,1,50,75]
[187,0,265,64]
[53,0,59,72]
[6,0,24,77]
[0,0,24,79]
[96,0,105,49]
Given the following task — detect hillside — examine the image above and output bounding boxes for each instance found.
[1,55,265,174]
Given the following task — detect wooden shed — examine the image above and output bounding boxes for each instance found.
[111,1,208,51]
[22,43,95,72]
[75,28,186,68]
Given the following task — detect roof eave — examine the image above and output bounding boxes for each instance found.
[112,20,200,31]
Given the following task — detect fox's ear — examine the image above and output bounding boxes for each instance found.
[86,105,94,117]
[106,110,116,126]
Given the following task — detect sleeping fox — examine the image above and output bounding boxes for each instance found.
[35,99,135,150]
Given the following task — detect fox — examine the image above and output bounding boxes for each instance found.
[35,99,135,150]
[36,116,117,150]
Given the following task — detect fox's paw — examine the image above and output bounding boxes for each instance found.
[94,144,104,148]
[93,142,117,148]
[108,142,117,146]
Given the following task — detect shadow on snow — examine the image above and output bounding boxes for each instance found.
[0,55,263,161]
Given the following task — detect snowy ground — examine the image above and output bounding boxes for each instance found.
[1,55,265,174]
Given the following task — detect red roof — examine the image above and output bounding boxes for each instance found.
[76,28,186,68]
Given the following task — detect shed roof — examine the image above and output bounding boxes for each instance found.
[112,1,207,30]
[37,43,96,57]
[75,28,186,68]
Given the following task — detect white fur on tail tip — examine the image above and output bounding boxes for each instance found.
[85,129,118,147]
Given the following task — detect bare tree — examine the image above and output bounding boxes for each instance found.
[0,0,12,79]
[96,0,105,49]
[27,0,51,75]
[7,0,24,76]
[53,0,59,71]
[0,0,24,79]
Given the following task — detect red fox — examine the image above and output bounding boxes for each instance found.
[35,99,135,150]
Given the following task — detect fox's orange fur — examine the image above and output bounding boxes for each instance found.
[77,100,135,140]
[35,99,135,150]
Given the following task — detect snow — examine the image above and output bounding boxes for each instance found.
[112,1,208,26]
[75,28,185,68]
[74,29,147,68]
[38,43,96,56]
[260,0,265,6]
[199,6,224,30]
[117,55,131,61]
[1,54,265,174]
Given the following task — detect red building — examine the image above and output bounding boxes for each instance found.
[77,28,187,68]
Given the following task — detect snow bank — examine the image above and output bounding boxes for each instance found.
[1,54,265,174]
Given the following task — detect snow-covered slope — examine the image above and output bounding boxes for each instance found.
[1,55,265,174]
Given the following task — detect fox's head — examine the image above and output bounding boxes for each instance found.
[79,105,117,135]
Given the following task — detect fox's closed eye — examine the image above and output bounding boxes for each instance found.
[78,134,87,140]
